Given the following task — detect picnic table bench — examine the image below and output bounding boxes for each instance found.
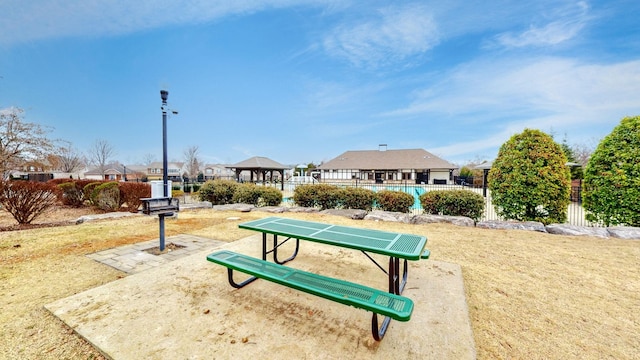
[207,216,429,341]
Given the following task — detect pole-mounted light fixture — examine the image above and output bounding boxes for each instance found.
[160,89,168,103]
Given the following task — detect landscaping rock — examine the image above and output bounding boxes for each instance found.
[476,220,547,232]
[179,201,212,209]
[286,207,320,213]
[364,210,414,223]
[75,212,141,224]
[211,204,255,212]
[412,214,475,227]
[545,224,609,238]
[607,226,640,240]
[254,206,288,213]
[320,209,368,220]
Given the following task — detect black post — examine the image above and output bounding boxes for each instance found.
[159,90,169,251]
[482,169,489,197]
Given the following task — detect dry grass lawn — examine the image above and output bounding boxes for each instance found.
[1,207,639,359]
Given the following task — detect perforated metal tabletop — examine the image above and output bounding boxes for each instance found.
[239,217,428,261]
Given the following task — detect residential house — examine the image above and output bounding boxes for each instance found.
[317,147,458,185]
[201,164,235,181]
[145,162,186,183]
[83,163,146,182]
[84,163,128,181]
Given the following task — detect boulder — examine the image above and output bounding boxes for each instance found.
[476,220,547,232]
[607,226,640,240]
[545,224,609,238]
[254,206,288,213]
[320,209,368,220]
[211,203,255,212]
[179,201,212,210]
[412,214,475,227]
[75,211,141,224]
[286,207,320,213]
[364,210,414,223]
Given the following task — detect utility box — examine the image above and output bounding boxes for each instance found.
[150,180,172,198]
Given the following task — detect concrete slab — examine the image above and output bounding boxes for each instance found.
[46,235,476,359]
[86,235,226,274]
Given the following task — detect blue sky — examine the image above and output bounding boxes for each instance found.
[1,1,639,167]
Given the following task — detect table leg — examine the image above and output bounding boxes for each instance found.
[388,257,409,295]
[272,234,300,265]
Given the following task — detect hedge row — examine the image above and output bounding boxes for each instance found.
[292,184,485,218]
[292,184,415,212]
[198,180,282,207]
[53,180,151,212]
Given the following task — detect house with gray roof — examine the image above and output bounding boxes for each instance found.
[317,147,458,185]
[202,164,235,181]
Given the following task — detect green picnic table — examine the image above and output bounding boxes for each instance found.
[207,216,430,341]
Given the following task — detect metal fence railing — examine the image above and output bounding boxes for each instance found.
[276,181,597,227]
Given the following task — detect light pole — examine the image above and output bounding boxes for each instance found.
[159,90,169,251]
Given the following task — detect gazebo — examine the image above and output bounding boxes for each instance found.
[227,156,288,190]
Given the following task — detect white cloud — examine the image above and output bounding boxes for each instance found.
[384,56,640,161]
[0,0,341,46]
[492,1,591,48]
[322,3,440,68]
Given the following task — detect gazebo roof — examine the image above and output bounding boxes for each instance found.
[228,156,288,170]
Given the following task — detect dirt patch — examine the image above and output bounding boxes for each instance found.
[0,206,103,231]
[142,242,186,255]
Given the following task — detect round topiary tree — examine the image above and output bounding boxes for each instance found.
[583,115,640,226]
[488,128,571,225]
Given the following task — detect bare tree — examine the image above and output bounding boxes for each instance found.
[183,145,201,181]
[571,138,598,166]
[87,139,116,176]
[0,107,55,179]
[54,141,84,173]
[142,153,156,166]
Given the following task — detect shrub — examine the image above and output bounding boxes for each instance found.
[0,180,59,224]
[119,182,151,213]
[172,189,185,198]
[48,178,75,186]
[420,190,485,221]
[83,182,105,206]
[259,186,283,206]
[292,184,317,207]
[233,183,262,205]
[583,115,640,226]
[58,182,84,207]
[91,182,120,211]
[314,184,341,210]
[375,190,414,213]
[198,179,238,205]
[293,184,340,210]
[339,187,376,211]
[488,129,571,225]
